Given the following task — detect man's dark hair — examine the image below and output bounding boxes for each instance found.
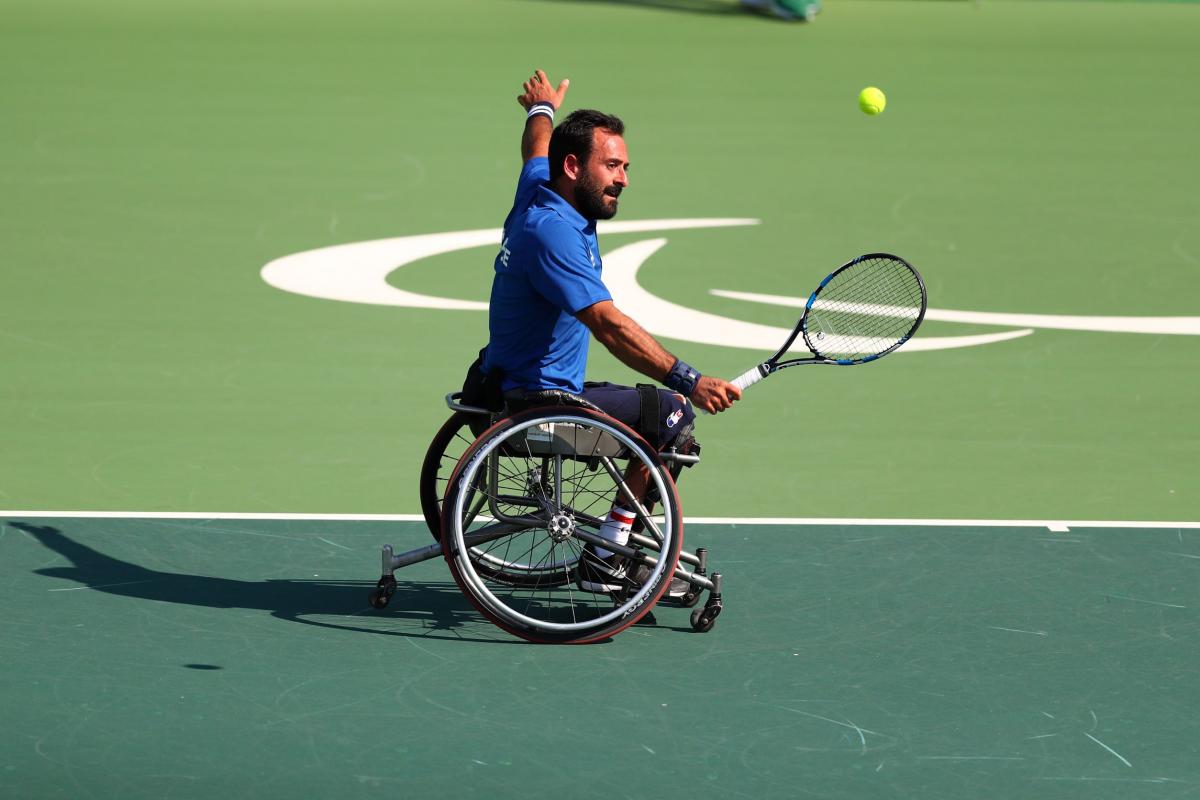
[548,109,625,181]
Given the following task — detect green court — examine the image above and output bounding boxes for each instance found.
[3,0,1198,796]
[4,514,1199,797]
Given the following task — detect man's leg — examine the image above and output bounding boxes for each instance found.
[575,383,694,591]
[594,461,649,559]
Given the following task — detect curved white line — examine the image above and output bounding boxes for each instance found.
[262,230,493,310]
[604,239,1033,353]
[260,220,1032,353]
[712,289,1200,336]
[260,218,759,309]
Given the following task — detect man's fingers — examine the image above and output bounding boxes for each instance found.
[690,377,740,415]
[534,69,548,84]
[557,78,570,98]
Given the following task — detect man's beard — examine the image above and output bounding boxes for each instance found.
[575,172,621,220]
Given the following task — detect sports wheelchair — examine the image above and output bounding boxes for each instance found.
[367,390,725,643]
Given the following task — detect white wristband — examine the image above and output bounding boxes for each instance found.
[527,103,555,122]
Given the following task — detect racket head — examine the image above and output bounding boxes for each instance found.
[795,253,926,365]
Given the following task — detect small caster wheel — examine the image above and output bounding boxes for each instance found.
[679,587,703,608]
[369,576,397,609]
[690,601,722,633]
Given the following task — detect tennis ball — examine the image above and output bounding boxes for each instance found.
[859,86,886,116]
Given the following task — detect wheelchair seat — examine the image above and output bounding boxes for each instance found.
[503,388,605,415]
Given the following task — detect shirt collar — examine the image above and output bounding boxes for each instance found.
[536,185,596,234]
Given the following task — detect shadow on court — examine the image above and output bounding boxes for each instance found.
[520,0,742,16]
[13,522,526,645]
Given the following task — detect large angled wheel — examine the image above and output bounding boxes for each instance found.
[419,411,482,540]
[441,407,683,644]
[419,410,574,588]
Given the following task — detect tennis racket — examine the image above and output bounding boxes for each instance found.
[729,253,927,393]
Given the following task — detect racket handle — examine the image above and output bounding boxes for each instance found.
[731,365,766,392]
[698,365,766,415]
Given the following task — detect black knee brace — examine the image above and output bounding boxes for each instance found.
[636,383,662,445]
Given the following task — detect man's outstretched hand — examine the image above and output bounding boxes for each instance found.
[518,69,570,111]
[691,376,741,414]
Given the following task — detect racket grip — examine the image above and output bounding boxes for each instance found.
[698,365,765,415]
[731,365,766,392]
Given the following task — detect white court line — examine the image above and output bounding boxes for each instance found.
[685,518,1200,531]
[0,511,1197,531]
[0,511,426,522]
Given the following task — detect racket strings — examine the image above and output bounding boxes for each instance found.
[805,256,924,360]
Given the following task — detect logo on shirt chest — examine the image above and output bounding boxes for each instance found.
[498,237,512,268]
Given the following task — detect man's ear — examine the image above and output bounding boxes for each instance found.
[563,153,582,181]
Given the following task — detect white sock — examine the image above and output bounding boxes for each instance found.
[595,507,635,559]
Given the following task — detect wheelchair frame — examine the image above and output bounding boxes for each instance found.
[368,392,725,642]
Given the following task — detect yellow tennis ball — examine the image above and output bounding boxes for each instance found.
[859,86,886,116]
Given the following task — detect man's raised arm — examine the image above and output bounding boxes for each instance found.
[516,69,569,162]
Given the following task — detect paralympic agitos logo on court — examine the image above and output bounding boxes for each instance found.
[260,219,1200,349]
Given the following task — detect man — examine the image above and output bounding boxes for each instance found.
[479,70,741,593]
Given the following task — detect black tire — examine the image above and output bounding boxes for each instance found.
[418,412,480,541]
[441,407,683,644]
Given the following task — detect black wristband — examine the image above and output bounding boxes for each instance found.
[664,359,701,396]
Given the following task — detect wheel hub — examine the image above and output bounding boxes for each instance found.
[547,512,575,542]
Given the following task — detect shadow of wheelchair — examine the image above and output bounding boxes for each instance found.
[14,521,529,645]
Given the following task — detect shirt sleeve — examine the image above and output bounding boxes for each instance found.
[513,157,549,211]
[527,221,612,314]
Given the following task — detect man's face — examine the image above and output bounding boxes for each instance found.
[574,129,629,221]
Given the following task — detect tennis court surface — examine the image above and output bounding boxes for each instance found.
[4,513,1198,798]
[4,0,1199,796]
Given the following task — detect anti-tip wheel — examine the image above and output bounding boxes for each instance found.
[690,602,722,633]
[369,576,397,609]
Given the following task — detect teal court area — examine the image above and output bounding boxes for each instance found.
[3,514,1197,798]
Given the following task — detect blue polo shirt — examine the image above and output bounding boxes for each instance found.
[482,157,611,394]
